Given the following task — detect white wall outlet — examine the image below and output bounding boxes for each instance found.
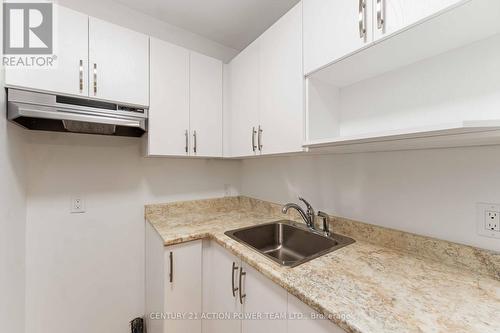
[71,197,85,214]
[477,203,500,238]
[485,211,500,231]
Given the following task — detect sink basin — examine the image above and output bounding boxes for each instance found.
[225,220,355,267]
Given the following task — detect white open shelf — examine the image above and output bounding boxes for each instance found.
[304,130,500,154]
[305,120,500,147]
[304,121,500,154]
[305,0,500,153]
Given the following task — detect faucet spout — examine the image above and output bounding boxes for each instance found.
[282,202,315,230]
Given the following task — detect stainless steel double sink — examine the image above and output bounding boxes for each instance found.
[225,220,355,267]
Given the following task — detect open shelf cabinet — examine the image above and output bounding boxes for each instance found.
[304,0,500,153]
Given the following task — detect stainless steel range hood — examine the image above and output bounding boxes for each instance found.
[7,89,148,137]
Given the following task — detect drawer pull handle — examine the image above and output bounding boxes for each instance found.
[377,0,385,30]
[231,262,239,297]
[193,130,197,154]
[169,251,173,283]
[252,127,257,152]
[79,60,84,93]
[93,63,98,95]
[239,267,246,304]
[258,125,263,152]
[359,0,367,39]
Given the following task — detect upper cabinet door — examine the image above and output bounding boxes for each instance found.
[89,17,149,106]
[303,0,373,75]
[373,0,463,40]
[228,41,260,157]
[5,5,88,97]
[148,38,190,156]
[259,2,303,155]
[190,52,223,157]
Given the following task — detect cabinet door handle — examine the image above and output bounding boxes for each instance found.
[93,63,97,95]
[238,267,246,304]
[358,0,367,39]
[258,125,263,152]
[251,127,257,152]
[185,130,189,154]
[231,262,239,297]
[193,130,197,154]
[79,60,84,93]
[169,251,173,283]
[377,0,385,30]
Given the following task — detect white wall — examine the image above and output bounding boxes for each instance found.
[240,146,500,252]
[25,132,240,333]
[56,0,239,62]
[0,3,27,332]
[0,97,26,333]
[9,2,237,332]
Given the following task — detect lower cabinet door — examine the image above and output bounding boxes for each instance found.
[202,241,242,333]
[164,240,202,333]
[240,263,288,333]
[287,294,345,333]
[199,241,345,333]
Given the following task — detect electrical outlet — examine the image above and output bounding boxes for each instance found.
[485,211,500,231]
[71,197,85,213]
[477,203,500,239]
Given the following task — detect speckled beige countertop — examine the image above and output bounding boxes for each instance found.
[145,196,500,333]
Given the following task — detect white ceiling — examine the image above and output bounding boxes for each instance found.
[113,0,300,51]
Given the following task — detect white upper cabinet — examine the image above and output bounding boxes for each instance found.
[373,0,463,40]
[5,5,89,97]
[303,0,464,75]
[303,0,373,75]
[304,0,500,153]
[228,41,260,157]
[190,52,223,157]
[148,38,223,157]
[5,5,149,106]
[148,38,190,156]
[89,17,149,106]
[259,2,304,155]
[227,2,304,157]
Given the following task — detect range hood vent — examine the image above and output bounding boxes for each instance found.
[7,89,148,137]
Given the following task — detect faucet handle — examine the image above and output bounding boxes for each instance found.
[298,197,313,212]
[298,197,316,229]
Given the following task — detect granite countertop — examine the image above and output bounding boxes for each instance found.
[145,196,500,333]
